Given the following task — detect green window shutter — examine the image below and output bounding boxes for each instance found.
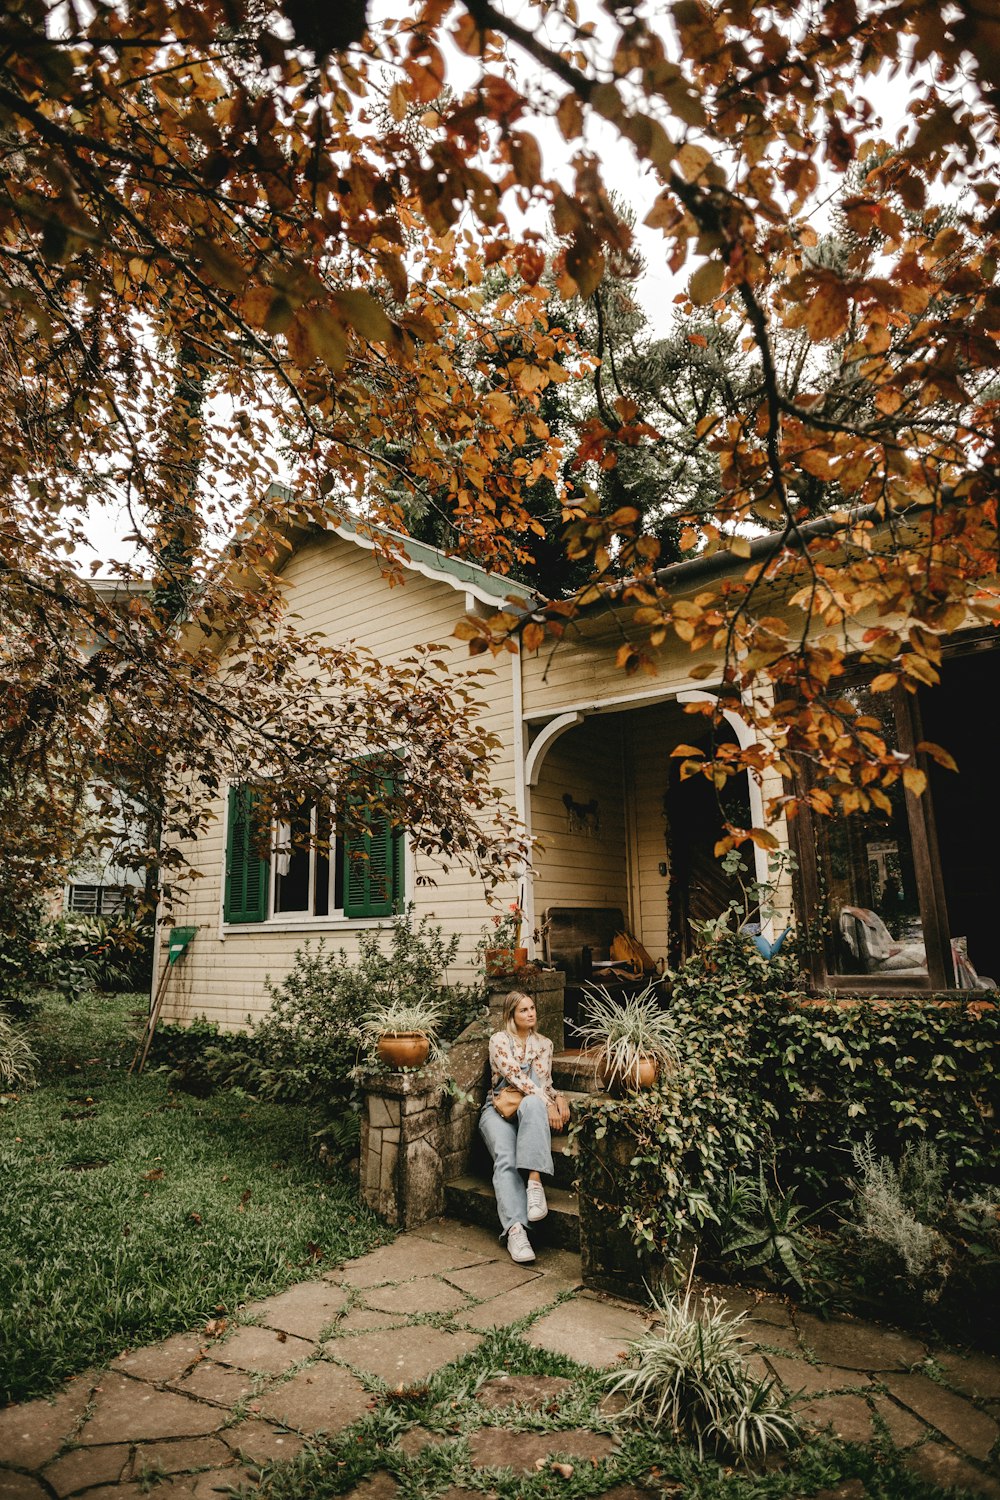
[342,786,404,919]
[224,786,268,923]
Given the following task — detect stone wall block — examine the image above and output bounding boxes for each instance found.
[369,1095,395,1130]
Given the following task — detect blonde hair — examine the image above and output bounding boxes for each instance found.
[501,990,535,1036]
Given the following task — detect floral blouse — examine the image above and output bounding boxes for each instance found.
[488,1030,558,1104]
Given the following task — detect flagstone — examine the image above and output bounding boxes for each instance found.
[411,1219,506,1256]
[154,1466,258,1497]
[330,1306,409,1335]
[334,1324,481,1386]
[0,1472,58,1500]
[248,1281,349,1341]
[42,1444,131,1497]
[169,1360,258,1408]
[458,1275,579,1331]
[128,1435,235,1479]
[796,1394,876,1443]
[523,1295,649,1368]
[257,1360,372,1435]
[904,1441,1000,1499]
[0,1381,95,1468]
[884,1371,999,1461]
[115,1334,207,1385]
[936,1350,1000,1402]
[476,1374,574,1411]
[700,1285,794,1327]
[593,1487,660,1499]
[442,1260,541,1299]
[62,1487,149,1500]
[795,1314,925,1372]
[766,1355,872,1398]
[394,1425,450,1456]
[220,1417,305,1466]
[329,1236,489,1288]
[362,1276,471,1317]
[468,1426,615,1470]
[742,1320,802,1355]
[212,1324,315,1375]
[342,1474,399,1500]
[872,1395,930,1448]
[77,1373,224,1445]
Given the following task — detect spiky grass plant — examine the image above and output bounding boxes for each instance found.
[577,981,678,1089]
[0,1011,37,1089]
[605,1281,797,1462]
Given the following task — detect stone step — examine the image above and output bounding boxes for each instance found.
[444,1174,580,1250]
[552,1048,604,1093]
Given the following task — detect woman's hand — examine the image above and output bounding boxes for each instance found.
[548,1094,571,1131]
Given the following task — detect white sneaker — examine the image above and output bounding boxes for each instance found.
[506,1223,536,1263]
[526,1180,548,1223]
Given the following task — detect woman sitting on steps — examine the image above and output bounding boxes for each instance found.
[480,989,570,1264]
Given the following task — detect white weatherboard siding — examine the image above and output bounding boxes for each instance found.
[160,530,519,1031]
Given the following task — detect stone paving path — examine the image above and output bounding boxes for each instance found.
[1,1217,998,1498]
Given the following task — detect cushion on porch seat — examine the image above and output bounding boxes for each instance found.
[838,906,927,975]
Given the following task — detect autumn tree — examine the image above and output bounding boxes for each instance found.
[2,0,999,899]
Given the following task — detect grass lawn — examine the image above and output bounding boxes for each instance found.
[0,988,388,1405]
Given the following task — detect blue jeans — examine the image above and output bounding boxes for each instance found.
[479,1064,553,1236]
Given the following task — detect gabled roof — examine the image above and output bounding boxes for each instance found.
[328,513,527,608]
[263,482,526,608]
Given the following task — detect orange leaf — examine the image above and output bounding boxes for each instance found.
[902,766,927,796]
[805,281,849,342]
[690,259,724,306]
[916,740,958,772]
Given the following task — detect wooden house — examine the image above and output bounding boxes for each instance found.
[156,513,999,1028]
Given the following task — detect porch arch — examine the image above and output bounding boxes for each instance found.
[524,710,584,788]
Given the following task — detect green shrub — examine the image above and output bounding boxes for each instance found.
[576,929,999,1271]
[156,911,482,1120]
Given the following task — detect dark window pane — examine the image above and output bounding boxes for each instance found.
[274,809,312,913]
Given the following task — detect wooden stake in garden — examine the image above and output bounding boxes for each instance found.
[131,927,197,1075]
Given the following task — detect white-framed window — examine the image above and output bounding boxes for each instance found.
[223,784,403,925]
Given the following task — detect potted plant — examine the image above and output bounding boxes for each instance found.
[360,991,446,1070]
[577,981,678,1094]
[478,902,528,975]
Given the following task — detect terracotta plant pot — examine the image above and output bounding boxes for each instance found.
[600,1053,660,1096]
[376,1031,430,1069]
[485,947,529,975]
